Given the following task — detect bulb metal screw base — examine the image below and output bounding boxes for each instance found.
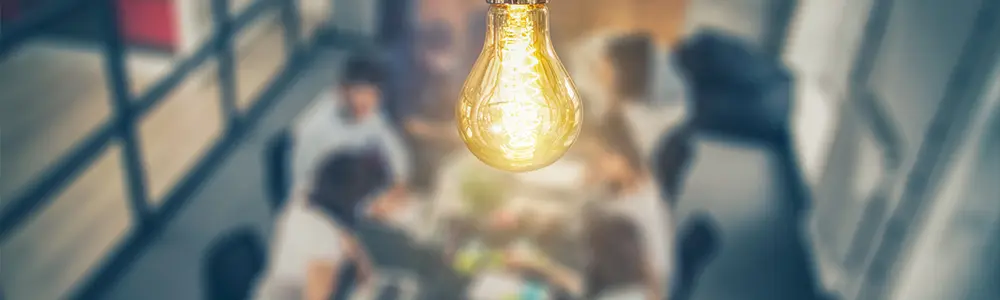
[486,0,548,4]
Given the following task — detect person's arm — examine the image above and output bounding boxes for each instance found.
[405,118,435,139]
[304,261,339,300]
[299,210,352,300]
[644,263,665,300]
[379,117,413,186]
[537,260,584,296]
[407,117,459,143]
[506,253,584,296]
[343,233,375,288]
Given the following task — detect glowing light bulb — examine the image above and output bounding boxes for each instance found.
[457,0,582,172]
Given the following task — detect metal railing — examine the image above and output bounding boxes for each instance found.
[0,0,317,298]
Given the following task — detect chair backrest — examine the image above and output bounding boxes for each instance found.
[676,29,794,140]
[203,227,267,300]
[653,125,695,206]
[353,220,423,300]
[264,128,294,212]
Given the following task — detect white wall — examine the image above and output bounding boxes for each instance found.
[685,0,775,46]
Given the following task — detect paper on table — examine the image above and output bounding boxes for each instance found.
[515,159,586,189]
[468,270,550,300]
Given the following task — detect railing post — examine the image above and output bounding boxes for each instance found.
[213,0,240,130]
[279,0,303,62]
[97,0,152,225]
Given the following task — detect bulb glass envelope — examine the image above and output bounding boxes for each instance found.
[456,2,582,172]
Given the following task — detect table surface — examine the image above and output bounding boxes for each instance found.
[415,151,591,299]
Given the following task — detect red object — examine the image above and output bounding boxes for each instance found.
[116,0,178,50]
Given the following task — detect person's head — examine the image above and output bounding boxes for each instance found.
[604,33,653,103]
[418,22,457,75]
[584,112,645,192]
[339,54,386,119]
[309,149,390,224]
[584,214,648,296]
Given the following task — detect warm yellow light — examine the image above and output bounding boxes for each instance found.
[457,1,582,172]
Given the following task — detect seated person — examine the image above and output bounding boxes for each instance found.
[506,214,660,299]
[253,150,393,300]
[291,53,411,207]
[582,116,676,298]
[604,33,694,202]
[602,33,690,161]
[402,22,463,192]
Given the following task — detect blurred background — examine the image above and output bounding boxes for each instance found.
[1,0,998,299]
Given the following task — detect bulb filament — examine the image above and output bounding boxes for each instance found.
[492,5,547,161]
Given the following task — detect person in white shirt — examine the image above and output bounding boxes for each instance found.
[601,33,690,159]
[291,54,412,205]
[254,150,393,300]
[582,116,676,299]
[568,31,620,120]
[603,33,695,202]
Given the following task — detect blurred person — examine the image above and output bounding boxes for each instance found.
[639,0,691,108]
[604,33,689,155]
[401,22,464,192]
[377,0,416,47]
[583,113,676,298]
[604,33,694,202]
[291,54,412,207]
[570,32,689,155]
[505,214,660,299]
[253,150,391,300]
[568,31,620,120]
[378,0,418,124]
[463,1,490,71]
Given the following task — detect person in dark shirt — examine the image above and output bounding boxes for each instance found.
[401,22,463,191]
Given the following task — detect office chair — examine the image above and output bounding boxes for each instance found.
[672,213,721,300]
[203,227,267,300]
[264,128,294,213]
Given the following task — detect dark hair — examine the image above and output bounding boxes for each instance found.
[606,33,653,101]
[341,54,386,87]
[584,214,648,297]
[309,150,390,226]
[418,22,454,53]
